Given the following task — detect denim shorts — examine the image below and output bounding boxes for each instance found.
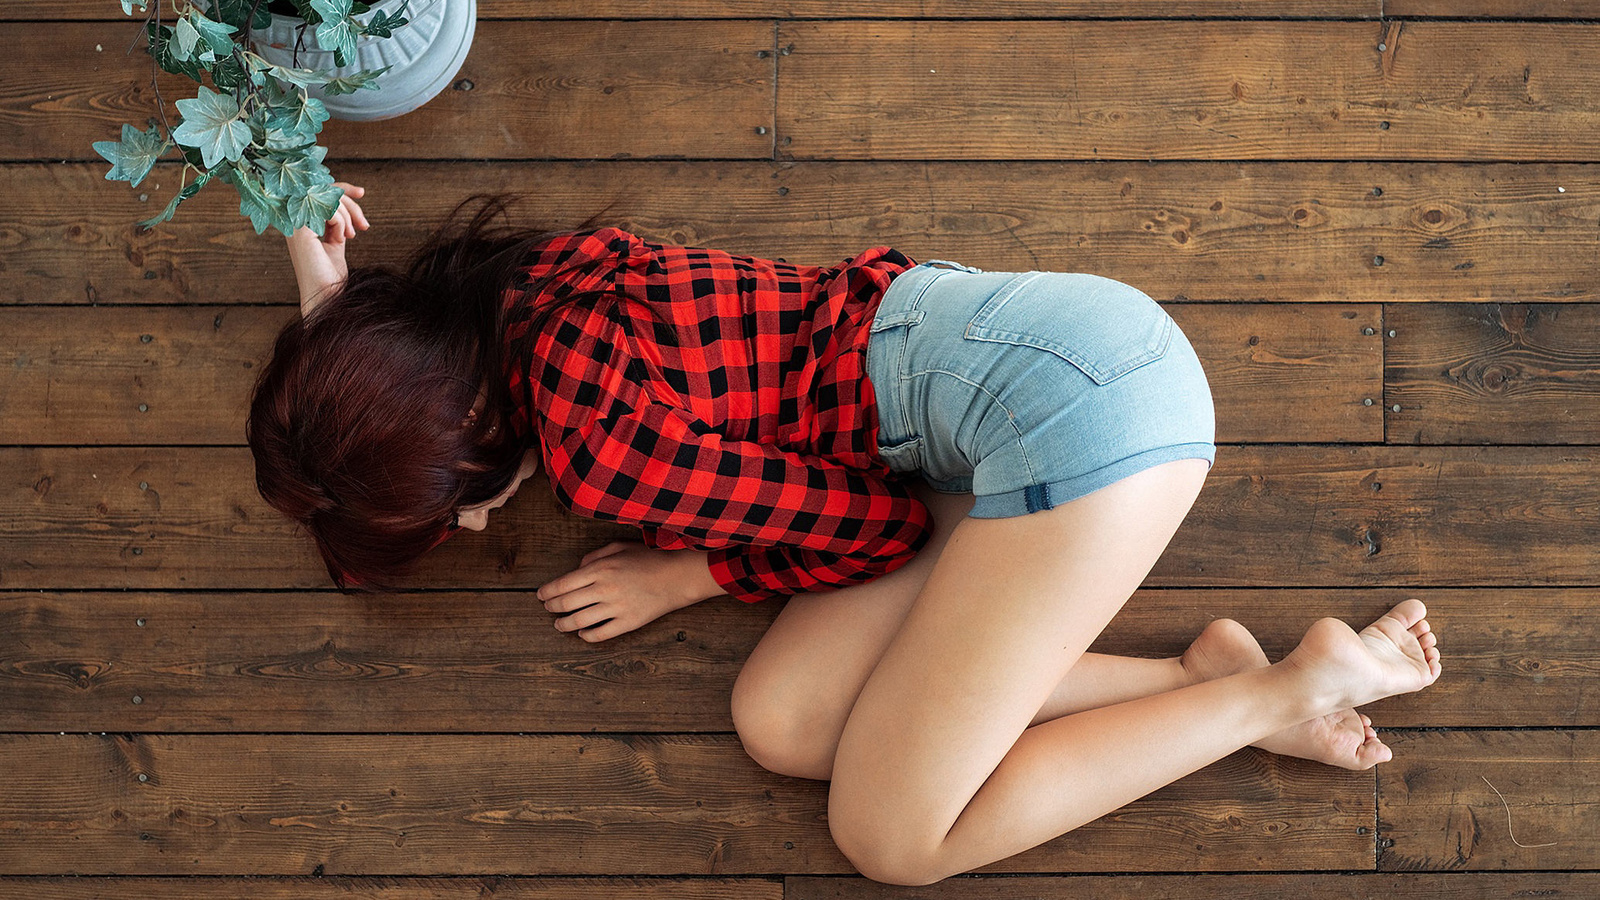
[864,260,1216,519]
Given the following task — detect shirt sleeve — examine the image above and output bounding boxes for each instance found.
[544,389,934,604]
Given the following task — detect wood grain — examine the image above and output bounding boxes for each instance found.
[0,306,289,445]
[1,588,1592,733]
[15,1,1384,20]
[1385,303,1600,444]
[1378,731,1599,871]
[0,880,782,900]
[4,446,1600,590]
[1386,0,1600,15]
[778,21,1600,161]
[791,873,1600,899]
[0,734,1371,874]
[0,304,1380,445]
[13,161,1600,305]
[0,22,773,162]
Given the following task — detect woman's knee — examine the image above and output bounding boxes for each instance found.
[827,802,950,886]
[729,663,832,779]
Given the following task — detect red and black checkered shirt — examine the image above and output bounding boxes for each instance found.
[500,227,932,603]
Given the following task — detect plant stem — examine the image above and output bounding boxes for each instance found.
[148,0,176,142]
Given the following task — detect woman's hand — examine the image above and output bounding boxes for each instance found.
[538,541,723,642]
[286,181,370,316]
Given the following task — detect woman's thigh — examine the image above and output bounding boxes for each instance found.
[826,456,1210,878]
[730,477,973,779]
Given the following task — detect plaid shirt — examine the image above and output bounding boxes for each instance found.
[501,227,932,603]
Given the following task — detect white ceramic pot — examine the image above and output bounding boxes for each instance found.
[250,0,476,121]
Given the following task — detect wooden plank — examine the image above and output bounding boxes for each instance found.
[778,22,1600,161]
[5,445,1600,590]
[17,1,1383,20]
[1388,0,1600,16]
[13,161,1600,306]
[791,873,1600,900]
[1385,303,1600,445]
[2,588,1592,732]
[1378,731,1599,871]
[0,879,782,900]
[0,304,1380,446]
[0,734,1371,874]
[1167,303,1383,443]
[0,591,775,733]
[0,22,773,162]
[0,306,290,445]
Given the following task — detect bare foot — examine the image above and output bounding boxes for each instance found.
[1181,618,1393,770]
[1285,598,1442,714]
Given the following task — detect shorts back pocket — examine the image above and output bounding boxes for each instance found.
[963,273,1173,385]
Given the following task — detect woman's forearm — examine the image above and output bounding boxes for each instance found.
[681,550,728,603]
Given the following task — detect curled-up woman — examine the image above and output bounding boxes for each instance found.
[250,183,1441,886]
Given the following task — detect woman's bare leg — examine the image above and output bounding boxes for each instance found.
[732,476,1387,781]
[817,458,1440,885]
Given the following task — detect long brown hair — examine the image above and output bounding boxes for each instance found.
[247,194,631,588]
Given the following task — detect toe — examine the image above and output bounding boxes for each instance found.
[1388,598,1427,629]
[1419,632,1437,650]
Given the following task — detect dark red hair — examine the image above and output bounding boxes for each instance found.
[247,195,627,588]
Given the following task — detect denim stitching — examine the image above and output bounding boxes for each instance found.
[905,367,1037,486]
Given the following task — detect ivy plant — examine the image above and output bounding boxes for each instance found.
[95,0,409,236]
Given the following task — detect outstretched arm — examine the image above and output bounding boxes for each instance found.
[285,181,370,316]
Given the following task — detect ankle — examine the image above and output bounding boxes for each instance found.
[1270,652,1340,720]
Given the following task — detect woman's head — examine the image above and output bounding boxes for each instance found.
[248,195,607,589]
[248,264,530,588]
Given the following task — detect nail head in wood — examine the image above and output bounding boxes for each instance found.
[132,695,143,704]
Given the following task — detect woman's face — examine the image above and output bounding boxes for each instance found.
[455,449,540,531]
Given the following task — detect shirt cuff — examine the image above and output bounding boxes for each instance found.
[705,547,785,604]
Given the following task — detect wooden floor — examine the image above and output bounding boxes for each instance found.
[3,1,1599,896]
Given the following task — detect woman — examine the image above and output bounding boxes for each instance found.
[251,183,1442,886]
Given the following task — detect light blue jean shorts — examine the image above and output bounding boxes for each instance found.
[864,260,1216,519]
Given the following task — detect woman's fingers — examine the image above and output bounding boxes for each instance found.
[338,191,369,231]
[323,206,351,244]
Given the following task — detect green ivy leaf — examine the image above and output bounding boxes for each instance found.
[323,65,389,95]
[258,144,333,197]
[171,87,251,169]
[212,52,249,91]
[139,169,214,230]
[286,180,345,236]
[358,0,409,39]
[309,0,357,66]
[286,0,322,24]
[188,11,239,56]
[92,123,169,188]
[209,0,272,30]
[268,94,330,142]
[121,0,151,15]
[227,160,292,235]
[266,64,331,89]
[148,22,205,82]
[172,15,201,61]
